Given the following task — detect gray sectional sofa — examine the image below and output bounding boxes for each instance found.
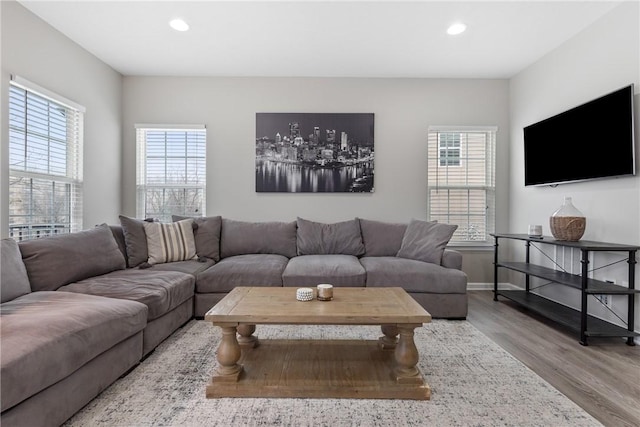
[1,216,467,426]
[193,217,467,318]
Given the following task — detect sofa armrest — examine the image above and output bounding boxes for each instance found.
[442,249,463,270]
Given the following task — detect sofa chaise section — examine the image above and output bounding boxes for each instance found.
[0,238,148,427]
[18,223,196,356]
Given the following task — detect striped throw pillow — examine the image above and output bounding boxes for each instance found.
[143,219,197,265]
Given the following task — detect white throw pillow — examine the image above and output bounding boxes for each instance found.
[143,219,197,265]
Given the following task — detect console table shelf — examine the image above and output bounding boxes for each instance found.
[496,262,640,295]
[492,233,639,346]
[498,291,637,338]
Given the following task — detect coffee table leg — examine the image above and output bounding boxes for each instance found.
[237,324,258,348]
[394,325,423,384]
[213,326,242,381]
[379,324,399,349]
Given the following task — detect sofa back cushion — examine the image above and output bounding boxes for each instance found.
[1,239,31,303]
[358,218,407,257]
[396,219,458,265]
[119,215,151,268]
[296,217,365,256]
[172,215,222,261]
[19,224,126,291]
[143,219,198,265]
[221,219,297,258]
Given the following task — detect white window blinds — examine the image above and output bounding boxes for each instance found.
[427,126,496,245]
[136,125,207,222]
[8,77,84,241]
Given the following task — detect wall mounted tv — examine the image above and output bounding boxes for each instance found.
[524,84,636,186]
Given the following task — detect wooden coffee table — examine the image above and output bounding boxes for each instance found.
[204,286,432,399]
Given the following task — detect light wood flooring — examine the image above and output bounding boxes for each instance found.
[467,291,640,427]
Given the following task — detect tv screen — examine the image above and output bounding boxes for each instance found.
[524,84,636,186]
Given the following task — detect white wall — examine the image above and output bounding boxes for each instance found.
[122,77,510,282]
[0,1,123,236]
[122,77,511,223]
[509,2,640,331]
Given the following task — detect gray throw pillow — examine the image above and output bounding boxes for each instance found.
[396,219,458,265]
[119,215,151,267]
[1,238,31,303]
[108,225,129,260]
[220,219,297,258]
[19,224,126,292]
[358,218,407,257]
[296,217,365,256]
[172,215,222,261]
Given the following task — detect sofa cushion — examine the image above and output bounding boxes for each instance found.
[58,269,194,321]
[1,239,31,303]
[358,218,407,257]
[360,256,467,294]
[119,215,151,268]
[0,291,147,412]
[220,219,297,258]
[143,219,198,265]
[172,215,222,261]
[396,219,458,265]
[282,255,366,287]
[196,254,288,293]
[296,218,365,256]
[19,224,126,292]
[150,258,216,275]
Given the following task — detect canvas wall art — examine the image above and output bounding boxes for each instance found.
[255,113,374,193]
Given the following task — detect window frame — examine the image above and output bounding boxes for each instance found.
[427,125,497,247]
[135,124,207,222]
[8,76,85,241]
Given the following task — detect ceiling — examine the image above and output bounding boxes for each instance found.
[18,1,622,79]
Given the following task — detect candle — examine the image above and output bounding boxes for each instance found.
[317,284,333,301]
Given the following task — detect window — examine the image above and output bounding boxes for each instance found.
[136,125,206,222]
[427,126,496,245]
[8,77,84,241]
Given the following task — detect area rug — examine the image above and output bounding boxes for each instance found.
[65,320,601,426]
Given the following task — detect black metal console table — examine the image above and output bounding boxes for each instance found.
[492,233,639,346]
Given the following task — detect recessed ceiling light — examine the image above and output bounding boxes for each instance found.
[447,23,467,36]
[169,18,189,32]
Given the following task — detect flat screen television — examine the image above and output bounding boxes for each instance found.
[524,84,636,186]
